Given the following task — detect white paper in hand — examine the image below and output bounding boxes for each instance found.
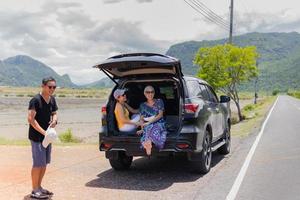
[143,116,155,122]
[42,127,57,148]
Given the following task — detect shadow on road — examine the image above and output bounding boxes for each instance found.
[23,195,52,200]
[85,152,225,191]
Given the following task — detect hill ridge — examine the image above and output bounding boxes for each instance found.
[166,31,300,91]
[0,55,76,87]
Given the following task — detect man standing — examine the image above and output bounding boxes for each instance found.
[27,77,58,199]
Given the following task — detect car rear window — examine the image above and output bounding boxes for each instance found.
[199,84,210,101]
[186,81,202,98]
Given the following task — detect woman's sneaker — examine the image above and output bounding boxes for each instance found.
[30,191,49,199]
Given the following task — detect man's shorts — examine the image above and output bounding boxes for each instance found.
[30,140,51,167]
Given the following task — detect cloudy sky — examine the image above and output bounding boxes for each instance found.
[0,0,299,84]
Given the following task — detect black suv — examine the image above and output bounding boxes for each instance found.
[94,53,231,174]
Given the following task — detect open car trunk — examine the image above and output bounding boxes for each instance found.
[93,53,183,82]
[107,78,182,137]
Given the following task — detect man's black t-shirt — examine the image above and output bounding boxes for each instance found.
[28,94,58,142]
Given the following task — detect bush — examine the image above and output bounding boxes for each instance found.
[58,129,80,143]
[231,116,239,125]
[272,89,280,96]
[243,104,255,111]
[287,90,300,99]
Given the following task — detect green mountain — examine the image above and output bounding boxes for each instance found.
[166,32,300,91]
[0,55,76,87]
[83,77,114,88]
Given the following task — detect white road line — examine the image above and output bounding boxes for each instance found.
[226,96,279,200]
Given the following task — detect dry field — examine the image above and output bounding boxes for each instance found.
[0,96,107,142]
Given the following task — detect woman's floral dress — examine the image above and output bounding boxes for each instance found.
[139,99,167,149]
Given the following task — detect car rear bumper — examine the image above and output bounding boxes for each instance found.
[99,132,200,158]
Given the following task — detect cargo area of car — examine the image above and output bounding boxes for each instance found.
[107,78,182,137]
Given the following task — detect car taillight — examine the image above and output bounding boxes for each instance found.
[184,104,199,113]
[101,143,112,150]
[101,106,107,115]
[176,143,190,149]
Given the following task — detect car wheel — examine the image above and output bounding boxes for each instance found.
[194,130,212,174]
[218,122,231,155]
[109,151,133,170]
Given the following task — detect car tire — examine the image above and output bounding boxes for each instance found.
[218,122,231,155]
[109,151,133,170]
[194,130,212,174]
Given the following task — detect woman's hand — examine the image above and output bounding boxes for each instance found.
[135,121,142,127]
[142,122,150,128]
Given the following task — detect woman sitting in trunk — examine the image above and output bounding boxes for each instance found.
[139,85,167,155]
[114,89,141,132]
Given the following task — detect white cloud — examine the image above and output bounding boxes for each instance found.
[84,19,170,53]
[234,9,300,34]
[0,0,300,84]
[41,1,82,13]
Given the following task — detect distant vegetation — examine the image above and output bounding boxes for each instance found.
[0,86,111,98]
[167,32,300,91]
[287,90,300,99]
[83,77,114,88]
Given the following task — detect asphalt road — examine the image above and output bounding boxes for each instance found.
[233,95,300,200]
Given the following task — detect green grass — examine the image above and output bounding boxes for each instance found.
[287,90,300,99]
[58,128,81,143]
[231,96,276,137]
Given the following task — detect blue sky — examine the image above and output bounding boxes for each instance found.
[0,0,299,84]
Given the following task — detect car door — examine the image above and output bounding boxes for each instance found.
[205,85,224,138]
[199,84,219,139]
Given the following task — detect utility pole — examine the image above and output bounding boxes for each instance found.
[254,77,258,104]
[229,0,234,44]
[254,61,259,104]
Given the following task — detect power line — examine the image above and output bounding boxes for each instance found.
[191,0,230,29]
[185,0,229,30]
[184,0,229,30]
[193,0,229,26]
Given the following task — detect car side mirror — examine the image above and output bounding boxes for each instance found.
[220,95,230,103]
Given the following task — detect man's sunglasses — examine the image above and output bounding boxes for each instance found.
[48,85,57,89]
[145,91,154,94]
